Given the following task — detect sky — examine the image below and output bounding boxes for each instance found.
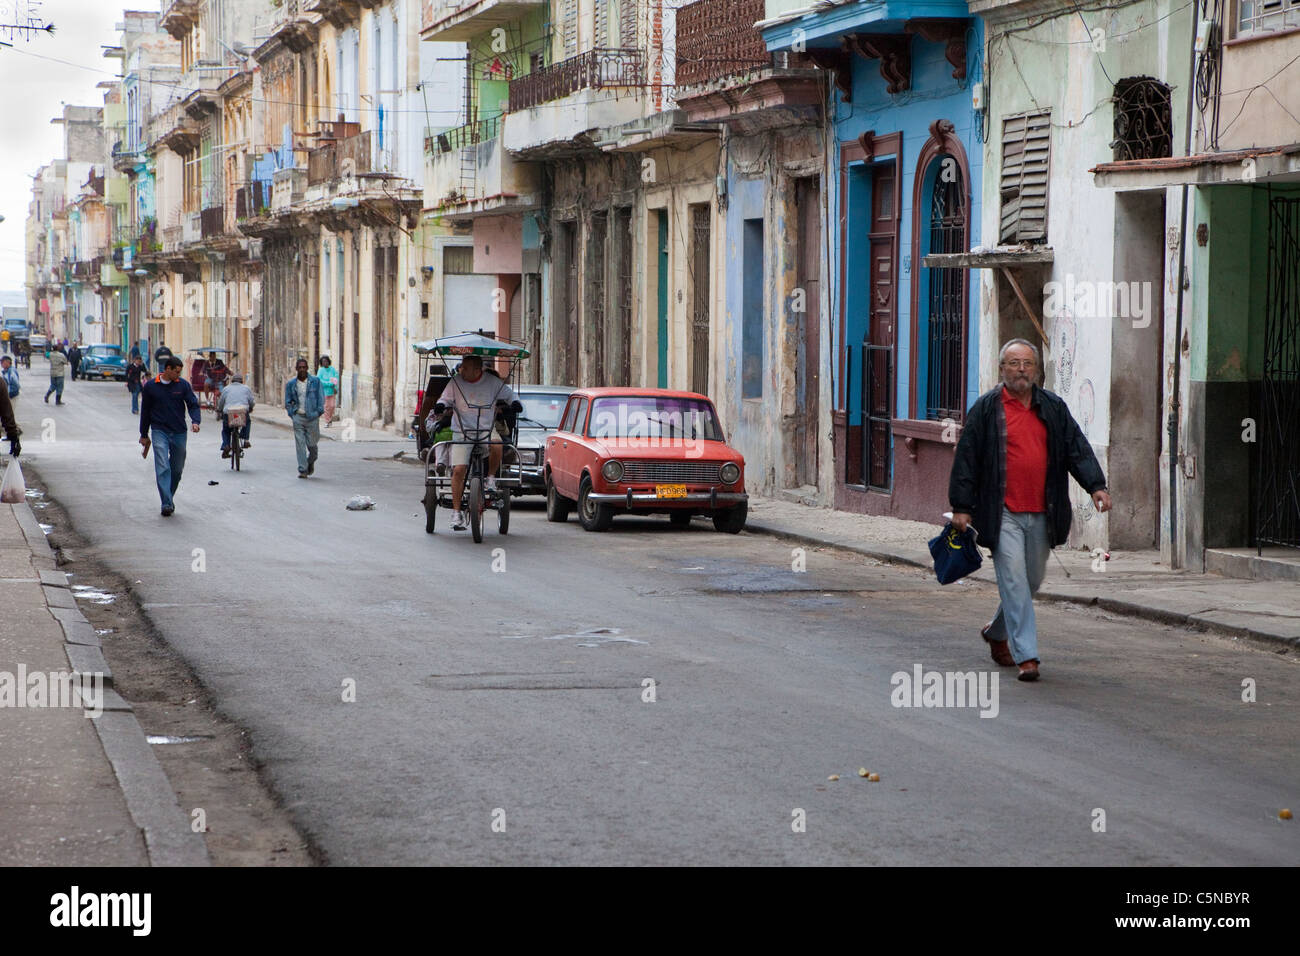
[0,0,137,292]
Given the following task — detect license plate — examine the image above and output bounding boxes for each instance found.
[655,484,687,499]
[102,370,113,377]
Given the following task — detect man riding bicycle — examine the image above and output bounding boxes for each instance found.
[432,354,521,532]
[216,373,255,458]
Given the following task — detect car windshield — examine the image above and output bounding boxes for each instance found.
[588,396,722,442]
[89,346,120,355]
[518,392,568,428]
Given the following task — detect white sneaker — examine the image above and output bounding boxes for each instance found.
[451,510,468,531]
[485,476,498,493]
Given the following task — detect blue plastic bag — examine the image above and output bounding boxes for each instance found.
[928,522,983,584]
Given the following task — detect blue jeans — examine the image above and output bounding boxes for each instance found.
[221,414,251,450]
[150,427,188,510]
[45,375,64,401]
[129,383,140,413]
[985,509,1051,664]
[292,414,320,473]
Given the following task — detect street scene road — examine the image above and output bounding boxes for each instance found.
[19,366,1299,866]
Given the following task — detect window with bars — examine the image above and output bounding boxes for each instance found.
[1239,0,1300,35]
[999,111,1050,244]
[1111,77,1172,161]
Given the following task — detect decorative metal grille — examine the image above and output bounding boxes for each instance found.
[1111,76,1172,162]
[508,48,644,111]
[926,160,967,422]
[676,0,772,87]
[691,204,711,396]
[1257,195,1300,550]
[1239,0,1300,35]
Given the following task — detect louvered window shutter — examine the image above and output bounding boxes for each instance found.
[999,111,1051,244]
[595,0,609,47]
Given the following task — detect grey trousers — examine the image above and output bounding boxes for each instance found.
[293,414,320,473]
[985,508,1051,663]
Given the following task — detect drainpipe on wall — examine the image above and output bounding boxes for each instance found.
[1168,1,1201,570]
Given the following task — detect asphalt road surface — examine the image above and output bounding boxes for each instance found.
[19,368,1300,865]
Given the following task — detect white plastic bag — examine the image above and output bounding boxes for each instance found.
[0,458,25,503]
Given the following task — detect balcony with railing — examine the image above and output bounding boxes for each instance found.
[308,128,373,186]
[420,0,546,42]
[200,205,225,239]
[504,48,647,156]
[424,114,538,216]
[674,0,823,127]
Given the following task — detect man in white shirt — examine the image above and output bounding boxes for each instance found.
[435,355,519,531]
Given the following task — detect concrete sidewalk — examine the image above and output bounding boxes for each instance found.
[744,496,1300,651]
[0,498,208,866]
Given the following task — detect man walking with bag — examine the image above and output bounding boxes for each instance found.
[947,339,1110,681]
[139,355,201,516]
[284,357,324,478]
[44,345,68,404]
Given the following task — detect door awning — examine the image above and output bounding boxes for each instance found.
[1091,143,1300,190]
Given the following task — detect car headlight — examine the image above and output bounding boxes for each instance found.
[720,462,741,485]
[602,460,624,483]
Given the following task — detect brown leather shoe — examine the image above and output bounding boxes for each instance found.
[1017,659,1040,682]
[981,623,1015,667]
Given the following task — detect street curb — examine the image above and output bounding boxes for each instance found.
[14,498,211,867]
[743,519,1299,653]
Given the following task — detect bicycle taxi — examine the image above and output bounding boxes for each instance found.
[415,332,528,543]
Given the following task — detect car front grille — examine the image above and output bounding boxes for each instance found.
[620,460,722,484]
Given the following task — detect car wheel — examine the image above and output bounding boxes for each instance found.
[712,500,747,534]
[577,475,612,532]
[669,511,693,528]
[545,475,572,522]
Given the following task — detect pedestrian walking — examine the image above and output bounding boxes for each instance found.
[138,355,201,517]
[67,342,82,381]
[129,340,142,363]
[1,355,19,401]
[44,346,68,404]
[947,339,1111,682]
[125,355,146,413]
[316,355,339,426]
[0,372,20,459]
[284,357,324,478]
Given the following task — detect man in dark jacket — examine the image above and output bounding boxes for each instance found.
[948,339,1110,681]
[0,375,20,459]
[139,355,201,516]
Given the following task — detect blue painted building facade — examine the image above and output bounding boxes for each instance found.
[764,2,984,519]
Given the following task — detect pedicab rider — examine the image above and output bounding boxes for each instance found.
[433,354,522,532]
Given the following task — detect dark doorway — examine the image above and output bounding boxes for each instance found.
[1258,195,1300,550]
[794,177,821,489]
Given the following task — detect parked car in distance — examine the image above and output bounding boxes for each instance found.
[78,343,127,381]
[544,387,747,533]
[513,385,575,494]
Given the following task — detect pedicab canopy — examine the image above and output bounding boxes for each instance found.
[412,332,529,359]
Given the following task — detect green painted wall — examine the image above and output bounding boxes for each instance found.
[466,8,550,123]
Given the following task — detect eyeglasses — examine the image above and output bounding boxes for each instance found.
[1001,360,1036,369]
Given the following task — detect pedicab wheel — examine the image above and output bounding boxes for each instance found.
[498,488,510,535]
[469,476,484,543]
[423,485,437,534]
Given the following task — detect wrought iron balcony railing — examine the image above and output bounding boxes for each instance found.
[507,48,644,112]
[426,114,501,155]
[676,0,770,87]
[308,129,373,185]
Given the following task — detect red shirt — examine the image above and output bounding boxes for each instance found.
[1002,386,1047,513]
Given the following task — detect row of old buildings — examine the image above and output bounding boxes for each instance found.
[25,0,1300,571]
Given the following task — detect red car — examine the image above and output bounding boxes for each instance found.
[544,388,748,533]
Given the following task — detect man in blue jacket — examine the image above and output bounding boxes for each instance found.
[284,357,324,478]
[139,355,201,516]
